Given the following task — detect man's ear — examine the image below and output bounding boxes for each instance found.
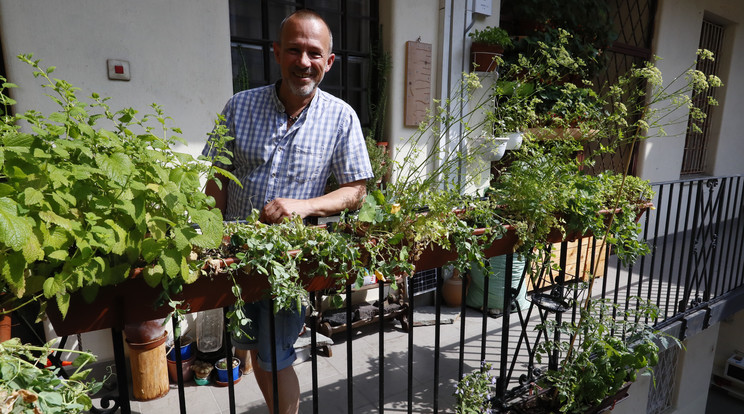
[325,53,336,73]
[273,41,281,63]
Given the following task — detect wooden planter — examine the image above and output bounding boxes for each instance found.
[46,204,650,336]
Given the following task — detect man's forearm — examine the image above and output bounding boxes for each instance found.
[261,179,367,223]
[308,179,367,216]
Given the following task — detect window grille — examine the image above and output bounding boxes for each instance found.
[228,0,379,127]
[681,19,724,175]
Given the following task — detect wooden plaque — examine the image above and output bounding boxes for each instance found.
[404,41,432,126]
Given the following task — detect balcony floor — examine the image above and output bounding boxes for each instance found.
[89,244,744,413]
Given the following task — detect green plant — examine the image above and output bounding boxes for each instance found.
[535,297,681,413]
[0,338,103,413]
[0,55,227,320]
[454,361,497,414]
[501,0,617,80]
[469,26,513,48]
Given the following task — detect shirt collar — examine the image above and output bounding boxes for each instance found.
[271,80,320,116]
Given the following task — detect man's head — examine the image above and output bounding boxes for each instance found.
[274,10,335,99]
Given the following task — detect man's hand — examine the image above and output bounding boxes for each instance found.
[259,198,311,224]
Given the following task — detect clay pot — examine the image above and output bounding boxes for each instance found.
[442,271,468,307]
[167,354,195,383]
[124,318,166,343]
[0,312,11,343]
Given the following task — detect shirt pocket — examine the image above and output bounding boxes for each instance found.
[287,144,327,184]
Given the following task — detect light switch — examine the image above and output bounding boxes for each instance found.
[107,59,130,81]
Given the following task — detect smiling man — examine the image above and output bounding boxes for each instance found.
[202,9,373,414]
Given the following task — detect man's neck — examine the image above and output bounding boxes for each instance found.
[278,80,315,116]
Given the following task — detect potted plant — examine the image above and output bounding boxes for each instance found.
[524,297,682,413]
[214,357,241,385]
[0,338,102,413]
[469,26,512,72]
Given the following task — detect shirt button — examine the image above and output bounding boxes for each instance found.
[278,147,283,151]
[271,173,276,178]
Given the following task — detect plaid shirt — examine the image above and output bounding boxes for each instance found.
[203,83,373,220]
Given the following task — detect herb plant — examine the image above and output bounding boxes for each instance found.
[535,297,681,413]
[0,338,102,413]
[454,361,497,414]
[0,55,227,319]
[469,26,513,48]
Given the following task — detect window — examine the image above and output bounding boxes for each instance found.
[680,19,724,176]
[228,0,379,127]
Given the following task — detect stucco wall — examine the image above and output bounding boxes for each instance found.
[0,0,233,157]
[638,0,744,182]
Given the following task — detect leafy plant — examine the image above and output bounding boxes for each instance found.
[535,297,681,413]
[454,361,497,414]
[0,55,227,319]
[469,26,513,48]
[0,338,103,413]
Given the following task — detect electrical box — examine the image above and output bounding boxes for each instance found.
[473,0,492,16]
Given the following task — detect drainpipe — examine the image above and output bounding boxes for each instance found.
[435,0,474,190]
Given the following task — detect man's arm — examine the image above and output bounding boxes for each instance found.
[260,179,366,224]
[205,173,230,214]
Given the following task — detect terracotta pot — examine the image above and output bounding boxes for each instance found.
[442,271,467,308]
[167,354,195,383]
[470,43,504,72]
[0,312,11,343]
[124,318,166,343]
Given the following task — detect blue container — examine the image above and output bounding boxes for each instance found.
[215,357,240,383]
[167,338,193,361]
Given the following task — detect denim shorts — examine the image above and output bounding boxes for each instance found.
[231,298,306,372]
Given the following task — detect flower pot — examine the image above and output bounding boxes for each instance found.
[124,318,166,343]
[191,360,214,386]
[470,43,504,72]
[167,336,194,361]
[214,357,241,385]
[167,354,195,383]
[126,332,169,401]
[442,271,467,307]
[0,312,11,343]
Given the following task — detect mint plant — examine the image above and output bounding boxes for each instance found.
[0,55,226,319]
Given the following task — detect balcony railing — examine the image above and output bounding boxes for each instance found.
[47,175,744,414]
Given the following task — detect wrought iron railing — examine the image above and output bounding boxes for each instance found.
[69,175,744,413]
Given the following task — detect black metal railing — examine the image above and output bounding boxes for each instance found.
[81,175,744,414]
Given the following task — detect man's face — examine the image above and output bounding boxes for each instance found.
[274,17,335,98]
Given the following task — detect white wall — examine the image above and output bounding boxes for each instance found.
[0,0,233,158]
[380,0,501,186]
[638,0,744,182]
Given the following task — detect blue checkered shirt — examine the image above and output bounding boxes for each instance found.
[203,84,373,220]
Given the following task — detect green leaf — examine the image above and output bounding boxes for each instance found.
[55,292,71,319]
[141,238,163,263]
[358,196,378,223]
[1,251,27,297]
[160,249,180,277]
[0,197,34,251]
[143,264,164,288]
[23,187,44,206]
[96,152,134,185]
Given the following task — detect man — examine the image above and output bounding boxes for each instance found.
[203,9,373,414]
